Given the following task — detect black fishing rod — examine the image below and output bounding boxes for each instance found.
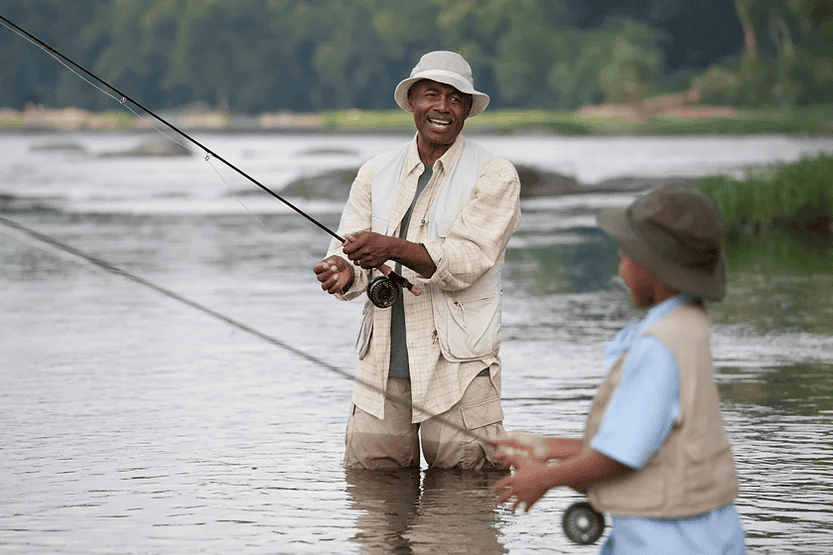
[0,14,417,309]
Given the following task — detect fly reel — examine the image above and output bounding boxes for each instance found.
[562,501,605,545]
[367,275,401,308]
[366,268,421,308]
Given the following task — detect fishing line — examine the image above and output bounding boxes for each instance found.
[0,13,418,308]
[0,216,488,443]
[1,14,505,458]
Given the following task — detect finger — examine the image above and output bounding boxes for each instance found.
[492,476,510,493]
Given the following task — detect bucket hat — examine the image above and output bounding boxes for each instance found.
[394,51,490,116]
[597,184,727,301]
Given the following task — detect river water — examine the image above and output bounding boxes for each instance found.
[1,131,832,554]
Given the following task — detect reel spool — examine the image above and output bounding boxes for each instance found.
[367,276,400,308]
[562,501,605,545]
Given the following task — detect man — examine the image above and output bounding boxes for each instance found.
[313,50,521,469]
[492,185,745,554]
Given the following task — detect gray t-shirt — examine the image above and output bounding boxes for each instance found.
[388,165,433,378]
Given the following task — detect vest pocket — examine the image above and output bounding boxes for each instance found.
[683,436,734,504]
[435,294,500,361]
[460,377,503,429]
[590,461,667,513]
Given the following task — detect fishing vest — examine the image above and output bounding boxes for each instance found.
[583,303,739,518]
[369,140,505,362]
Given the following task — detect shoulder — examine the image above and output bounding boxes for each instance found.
[646,303,710,342]
[470,147,519,186]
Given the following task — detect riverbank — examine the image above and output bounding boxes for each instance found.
[3,102,833,136]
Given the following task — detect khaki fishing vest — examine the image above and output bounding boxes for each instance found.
[367,140,506,362]
[584,303,739,518]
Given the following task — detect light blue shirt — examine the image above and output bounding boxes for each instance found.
[592,294,745,554]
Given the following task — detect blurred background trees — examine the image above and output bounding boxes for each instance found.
[0,0,831,113]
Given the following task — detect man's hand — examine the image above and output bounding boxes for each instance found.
[342,231,392,269]
[314,255,354,295]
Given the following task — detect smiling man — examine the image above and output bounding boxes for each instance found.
[313,51,522,470]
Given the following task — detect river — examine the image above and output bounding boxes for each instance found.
[1,131,832,554]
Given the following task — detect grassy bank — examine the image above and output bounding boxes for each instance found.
[4,104,833,135]
[323,105,833,135]
[696,152,833,241]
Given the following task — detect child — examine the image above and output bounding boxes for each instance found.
[493,185,746,554]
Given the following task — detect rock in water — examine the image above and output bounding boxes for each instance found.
[100,136,192,157]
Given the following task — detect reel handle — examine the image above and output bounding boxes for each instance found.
[379,264,422,296]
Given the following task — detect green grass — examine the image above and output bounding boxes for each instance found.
[696,152,833,234]
[319,105,833,135]
[3,105,833,135]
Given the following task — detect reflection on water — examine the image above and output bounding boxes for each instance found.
[2,133,833,554]
[346,468,507,554]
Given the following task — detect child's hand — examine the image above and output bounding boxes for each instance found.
[492,462,549,512]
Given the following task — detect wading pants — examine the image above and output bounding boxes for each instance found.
[344,373,508,469]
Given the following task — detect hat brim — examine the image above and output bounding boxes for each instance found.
[394,73,489,116]
[597,206,726,302]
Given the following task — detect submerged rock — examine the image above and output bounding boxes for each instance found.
[99,136,192,157]
[280,168,358,201]
[279,164,687,201]
[29,141,88,154]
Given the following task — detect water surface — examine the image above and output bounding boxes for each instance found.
[1,132,832,553]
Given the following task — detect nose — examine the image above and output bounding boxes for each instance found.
[435,92,450,112]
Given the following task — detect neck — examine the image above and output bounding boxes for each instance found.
[652,285,680,306]
[416,136,454,166]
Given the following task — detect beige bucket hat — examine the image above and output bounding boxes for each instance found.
[394,51,490,116]
[597,184,727,301]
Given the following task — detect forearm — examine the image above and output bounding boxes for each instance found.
[544,437,584,461]
[388,237,436,278]
[540,450,631,492]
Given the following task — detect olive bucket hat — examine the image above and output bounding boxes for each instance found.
[597,184,727,301]
[394,50,490,116]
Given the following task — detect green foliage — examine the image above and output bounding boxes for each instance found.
[1,0,832,113]
[697,152,833,234]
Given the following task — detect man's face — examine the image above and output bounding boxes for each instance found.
[407,79,472,150]
[618,251,656,308]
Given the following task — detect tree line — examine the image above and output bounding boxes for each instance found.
[1,0,831,114]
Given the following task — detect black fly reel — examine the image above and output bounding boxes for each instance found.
[367,270,414,308]
[367,275,400,308]
[562,501,605,545]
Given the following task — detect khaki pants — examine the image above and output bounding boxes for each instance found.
[344,375,508,469]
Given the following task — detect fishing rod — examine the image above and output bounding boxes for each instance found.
[0,14,418,309]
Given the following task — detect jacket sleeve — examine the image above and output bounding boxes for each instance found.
[326,160,373,301]
[421,156,521,291]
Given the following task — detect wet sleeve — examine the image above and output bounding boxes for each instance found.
[590,336,680,469]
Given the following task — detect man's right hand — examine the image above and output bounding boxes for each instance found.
[314,255,354,295]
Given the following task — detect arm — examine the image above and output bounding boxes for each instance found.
[315,162,374,300]
[492,436,583,465]
[423,157,521,291]
[493,449,631,512]
[341,232,436,278]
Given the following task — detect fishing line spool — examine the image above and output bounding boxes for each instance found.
[366,268,420,308]
[368,276,400,308]
[561,501,605,545]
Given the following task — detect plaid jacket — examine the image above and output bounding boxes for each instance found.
[328,134,521,421]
